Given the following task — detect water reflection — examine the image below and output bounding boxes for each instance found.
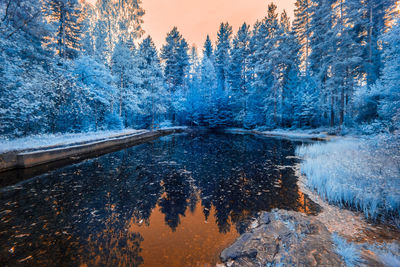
[0,132,319,266]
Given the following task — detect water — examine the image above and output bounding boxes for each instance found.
[0,132,319,266]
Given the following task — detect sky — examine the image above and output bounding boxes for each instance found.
[86,0,296,49]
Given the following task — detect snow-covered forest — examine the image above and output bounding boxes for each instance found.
[0,0,399,137]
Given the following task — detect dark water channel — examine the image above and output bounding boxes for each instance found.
[0,132,319,266]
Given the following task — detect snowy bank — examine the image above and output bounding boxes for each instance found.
[225,128,333,141]
[0,127,187,172]
[0,129,145,153]
[296,135,400,222]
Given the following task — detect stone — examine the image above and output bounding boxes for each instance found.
[259,211,271,225]
[220,209,345,267]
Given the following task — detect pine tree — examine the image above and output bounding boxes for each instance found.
[185,46,204,125]
[228,23,251,126]
[80,2,96,56]
[200,56,218,126]
[161,27,189,92]
[111,40,141,126]
[214,22,232,91]
[361,0,396,87]
[251,3,280,126]
[308,0,334,125]
[95,0,145,63]
[137,36,167,130]
[203,35,213,59]
[332,0,364,126]
[293,0,312,75]
[279,10,302,127]
[376,18,400,130]
[161,27,189,123]
[42,0,83,59]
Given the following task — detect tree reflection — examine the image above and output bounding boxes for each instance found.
[159,170,194,231]
[0,132,319,265]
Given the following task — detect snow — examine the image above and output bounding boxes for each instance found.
[226,128,332,140]
[296,134,400,221]
[0,129,146,154]
[259,129,330,140]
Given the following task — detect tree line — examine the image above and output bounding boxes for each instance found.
[0,0,399,138]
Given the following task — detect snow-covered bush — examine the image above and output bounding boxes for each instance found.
[297,135,400,221]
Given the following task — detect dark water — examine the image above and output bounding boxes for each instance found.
[0,132,319,266]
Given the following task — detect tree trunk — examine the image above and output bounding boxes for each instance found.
[151,85,155,131]
[340,86,344,126]
[330,95,335,128]
[119,71,123,117]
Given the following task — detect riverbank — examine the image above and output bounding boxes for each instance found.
[0,127,187,173]
[220,131,400,266]
[225,128,335,141]
[219,164,400,267]
[296,134,400,222]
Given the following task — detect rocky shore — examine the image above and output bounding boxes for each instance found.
[220,209,345,266]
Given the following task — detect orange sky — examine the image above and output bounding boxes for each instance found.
[86,0,296,50]
[142,0,295,49]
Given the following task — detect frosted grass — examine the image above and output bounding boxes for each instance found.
[332,233,364,267]
[297,135,400,221]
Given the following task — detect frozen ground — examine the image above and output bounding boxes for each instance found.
[296,134,400,222]
[0,129,146,153]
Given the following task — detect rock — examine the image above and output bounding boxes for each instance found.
[220,233,257,261]
[259,211,270,225]
[220,209,345,267]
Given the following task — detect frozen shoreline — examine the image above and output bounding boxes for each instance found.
[220,130,400,266]
[0,127,187,172]
[0,129,145,154]
[225,128,335,141]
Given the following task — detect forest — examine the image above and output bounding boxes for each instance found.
[1,1,400,266]
[1,0,399,138]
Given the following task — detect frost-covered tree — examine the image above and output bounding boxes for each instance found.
[361,0,396,88]
[374,18,400,131]
[161,27,189,92]
[293,0,312,75]
[42,0,83,59]
[111,40,142,127]
[251,3,281,126]
[200,56,218,126]
[278,10,303,127]
[95,0,145,62]
[136,36,167,129]
[332,0,364,126]
[0,0,55,136]
[203,35,213,59]
[214,22,232,92]
[73,55,117,130]
[228,23,251,126]
[160,27,189,123]
[80,2,96,56]
[183,46,205,125]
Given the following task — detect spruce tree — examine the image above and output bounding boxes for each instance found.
[137,36,167,129]
[214,22,232,91]
[376,18,400,130]
[203,35,214,59]
[161,27,189,92]
[161,27,189,123]
[228,23,251,126]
